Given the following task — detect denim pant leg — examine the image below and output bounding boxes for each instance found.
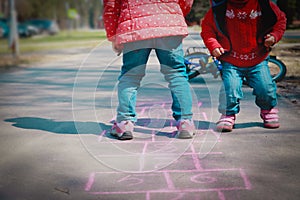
[155,38,193,121]
[117,48,151,122]
[246,59,277,110]
[218,63,244,115]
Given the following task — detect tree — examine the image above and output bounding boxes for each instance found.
[8,0,103,29]
[3,0,299,30]
[186,0,210,25]
[272,0,297,28]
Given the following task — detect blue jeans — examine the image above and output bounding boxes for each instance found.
[117,37,193,122]
[218,58,277,115]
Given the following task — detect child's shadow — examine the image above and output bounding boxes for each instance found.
[4,117,110,135]
[234,122,263,129]
[4,117,214,139]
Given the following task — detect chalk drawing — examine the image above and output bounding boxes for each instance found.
[85,142,252,199]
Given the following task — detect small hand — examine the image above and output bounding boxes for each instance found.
[264,34,275,48]
[211,47,225,58]
[112,41,123,55]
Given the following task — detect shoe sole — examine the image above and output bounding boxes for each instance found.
[110,131,133,140]
[264,123,280,129]
[216,125,233,132]
[177,131,194,139]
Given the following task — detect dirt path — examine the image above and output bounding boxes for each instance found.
[273,43,300,108]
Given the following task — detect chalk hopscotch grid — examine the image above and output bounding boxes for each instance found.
[84,142,252,200]
[82,98,251,199]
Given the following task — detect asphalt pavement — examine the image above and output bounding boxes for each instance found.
[0,34,299,200]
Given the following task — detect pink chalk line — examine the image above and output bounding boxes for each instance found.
[139,142,149,171]
[89,186,249,195]
[146,192,150,200]
[218,191,226,200]
[190,143,203,170]
[142,142,148,154]
[239,168,252,190]
[198,101,203,107]
[90,168,248,174]
[202,112,208,121]
[139,107,147,116]
[84,172,95,191]
[163,171,175,190]
[96,139,217,144]
[97,130,107,142]
[94,151,223,158]
[151,130,155,142]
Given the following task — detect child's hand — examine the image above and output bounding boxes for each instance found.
[112,41,123,55]
[264,34,275,48]
[212,47,225,58]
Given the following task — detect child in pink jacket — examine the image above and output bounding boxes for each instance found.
[103,0,195,140]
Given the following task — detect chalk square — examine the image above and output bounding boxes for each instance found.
[168,169,249,191]
[88,172,169,193]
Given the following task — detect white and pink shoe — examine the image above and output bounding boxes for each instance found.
[260,108,280,129]
[216,114,236,132]
[176,119,195,139]
[110,120,134,140]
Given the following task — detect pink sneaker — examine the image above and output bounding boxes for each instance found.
[216,114,236,132]
[176,119,195,139]
[260,108,280,128]
[110,121,134,140]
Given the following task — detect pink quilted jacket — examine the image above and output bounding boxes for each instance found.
[103,0,193,45]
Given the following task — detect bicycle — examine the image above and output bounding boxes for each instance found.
[184,46,287,82]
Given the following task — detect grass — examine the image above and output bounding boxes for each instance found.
[0,29,107,67]
[0,29,107,54]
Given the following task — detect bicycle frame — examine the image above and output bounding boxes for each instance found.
[184,46,286,82]
[184,48,221,79]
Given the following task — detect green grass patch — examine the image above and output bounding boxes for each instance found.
[0,30,107,54]
[27,30,107,43]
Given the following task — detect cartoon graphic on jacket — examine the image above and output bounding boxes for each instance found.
[201,0,286,67]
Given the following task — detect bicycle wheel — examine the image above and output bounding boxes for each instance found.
[269,55,287,82]
[184,52,209,80]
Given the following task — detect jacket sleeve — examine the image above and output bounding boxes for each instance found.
[200,9,223,54]
[269,1,286,43]
[179,0,194,16]
[103,0,121,41]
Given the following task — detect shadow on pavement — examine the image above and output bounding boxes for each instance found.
[234,122,264,129]
[4,117,214,138]
[4,117,110,135]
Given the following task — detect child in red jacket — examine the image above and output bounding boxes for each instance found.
[201,0,286,132]
[103,0,195,139]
